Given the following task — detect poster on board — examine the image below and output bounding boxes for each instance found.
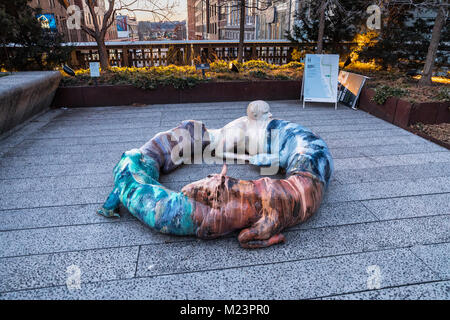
[116,15,129,38]
[36,14,57,30]
[301,54,339,109]
[337,71,368,110]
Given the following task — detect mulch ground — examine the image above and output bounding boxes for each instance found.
[410,123,450,145]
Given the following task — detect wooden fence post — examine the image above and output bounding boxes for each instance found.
[122,46,129,67]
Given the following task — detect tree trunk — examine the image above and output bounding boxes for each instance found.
[419,5,446,86]
[237,0,245,62]
[96,35,109,69]
[316,0,326,54]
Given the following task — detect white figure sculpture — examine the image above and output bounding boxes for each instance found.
[208,100,273,162]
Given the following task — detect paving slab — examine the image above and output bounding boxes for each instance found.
[363,193,450,220]
[334,162,450,184]
[325,281,450,300]
[410,243,450,279]
[135,221,395,278]
[0,173,113,194]
[0,221,190,258]
[334,152,450,170]
[323,177,450,203]
[0,246,138,292]
[0,248,438,299]
[0,100,448,300]
[0,204,133,231]
[24,128,409,147]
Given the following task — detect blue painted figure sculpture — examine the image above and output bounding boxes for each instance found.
[98,101,333,248]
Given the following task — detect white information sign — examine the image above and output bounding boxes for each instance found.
[301,54,339,109]
[89,62,100,78]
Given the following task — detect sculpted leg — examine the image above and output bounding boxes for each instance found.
[97,187,121,218]
[238,214,285,249]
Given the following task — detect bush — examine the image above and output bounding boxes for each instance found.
[372,85,406,105]
[274,73,291,80]
[434,87,450,102]
[242,60,273,70]
[248,70,268,79]
[279,61,304,69]
[60,61,303,89]
[210,60,229,73]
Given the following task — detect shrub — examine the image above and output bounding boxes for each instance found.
[249,70,268,79]
[60,61,303,89]
[274,73,291,80]
[372,85,406,105]
[434,87,450,102]
[242,60,273,70]
[279,61,304,69]
[210,60,229,73]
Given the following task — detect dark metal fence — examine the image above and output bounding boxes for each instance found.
[67,40,357,68]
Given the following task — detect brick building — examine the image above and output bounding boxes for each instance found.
[30,0,118,42]
[187,0,257,40]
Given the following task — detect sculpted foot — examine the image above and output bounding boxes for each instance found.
[239,233,285,249]
[237,215,284,249]
[97,187,121,218]
[97,207,120,218]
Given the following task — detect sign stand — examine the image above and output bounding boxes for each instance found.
[301,54,339,110]
[337,71,369,110]
[89,62,100,86]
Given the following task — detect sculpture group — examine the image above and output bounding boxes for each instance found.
[98,101,333,248]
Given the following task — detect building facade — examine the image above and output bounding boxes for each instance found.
[255,0,297,40]
[30,0,118,42]
[187,0,300,41]
[220,0,256,40]
[187,0,197,39]
[116,15,139,41]
[188,0,257,40]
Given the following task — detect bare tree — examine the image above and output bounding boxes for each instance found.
[234,0,282,62]
[418,1,448,86]
[316,0,327,53]
[384,0,449,86]
[59,0,175,69]
[238,0,246,62]
[312,0,347,54]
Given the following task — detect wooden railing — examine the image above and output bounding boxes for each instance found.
[67,40,348,68]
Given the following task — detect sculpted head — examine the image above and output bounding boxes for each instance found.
[247,100,272,122]
[181,164,237,207]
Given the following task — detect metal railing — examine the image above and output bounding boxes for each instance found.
[66,40,322,68]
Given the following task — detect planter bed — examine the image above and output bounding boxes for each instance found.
[358,87,450,127]
[358,87,450,149]
[52,80,302,108]
[405,125,450,150]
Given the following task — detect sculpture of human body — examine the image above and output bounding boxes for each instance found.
[98,101,333,249]
[207,100,272,162]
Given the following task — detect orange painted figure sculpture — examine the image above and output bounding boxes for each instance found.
[98,104,333,249]
[182,164,325,248]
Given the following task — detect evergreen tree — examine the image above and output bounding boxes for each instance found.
[0,0,70,71]
[359,2,449,71]
[287,0,369,57]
